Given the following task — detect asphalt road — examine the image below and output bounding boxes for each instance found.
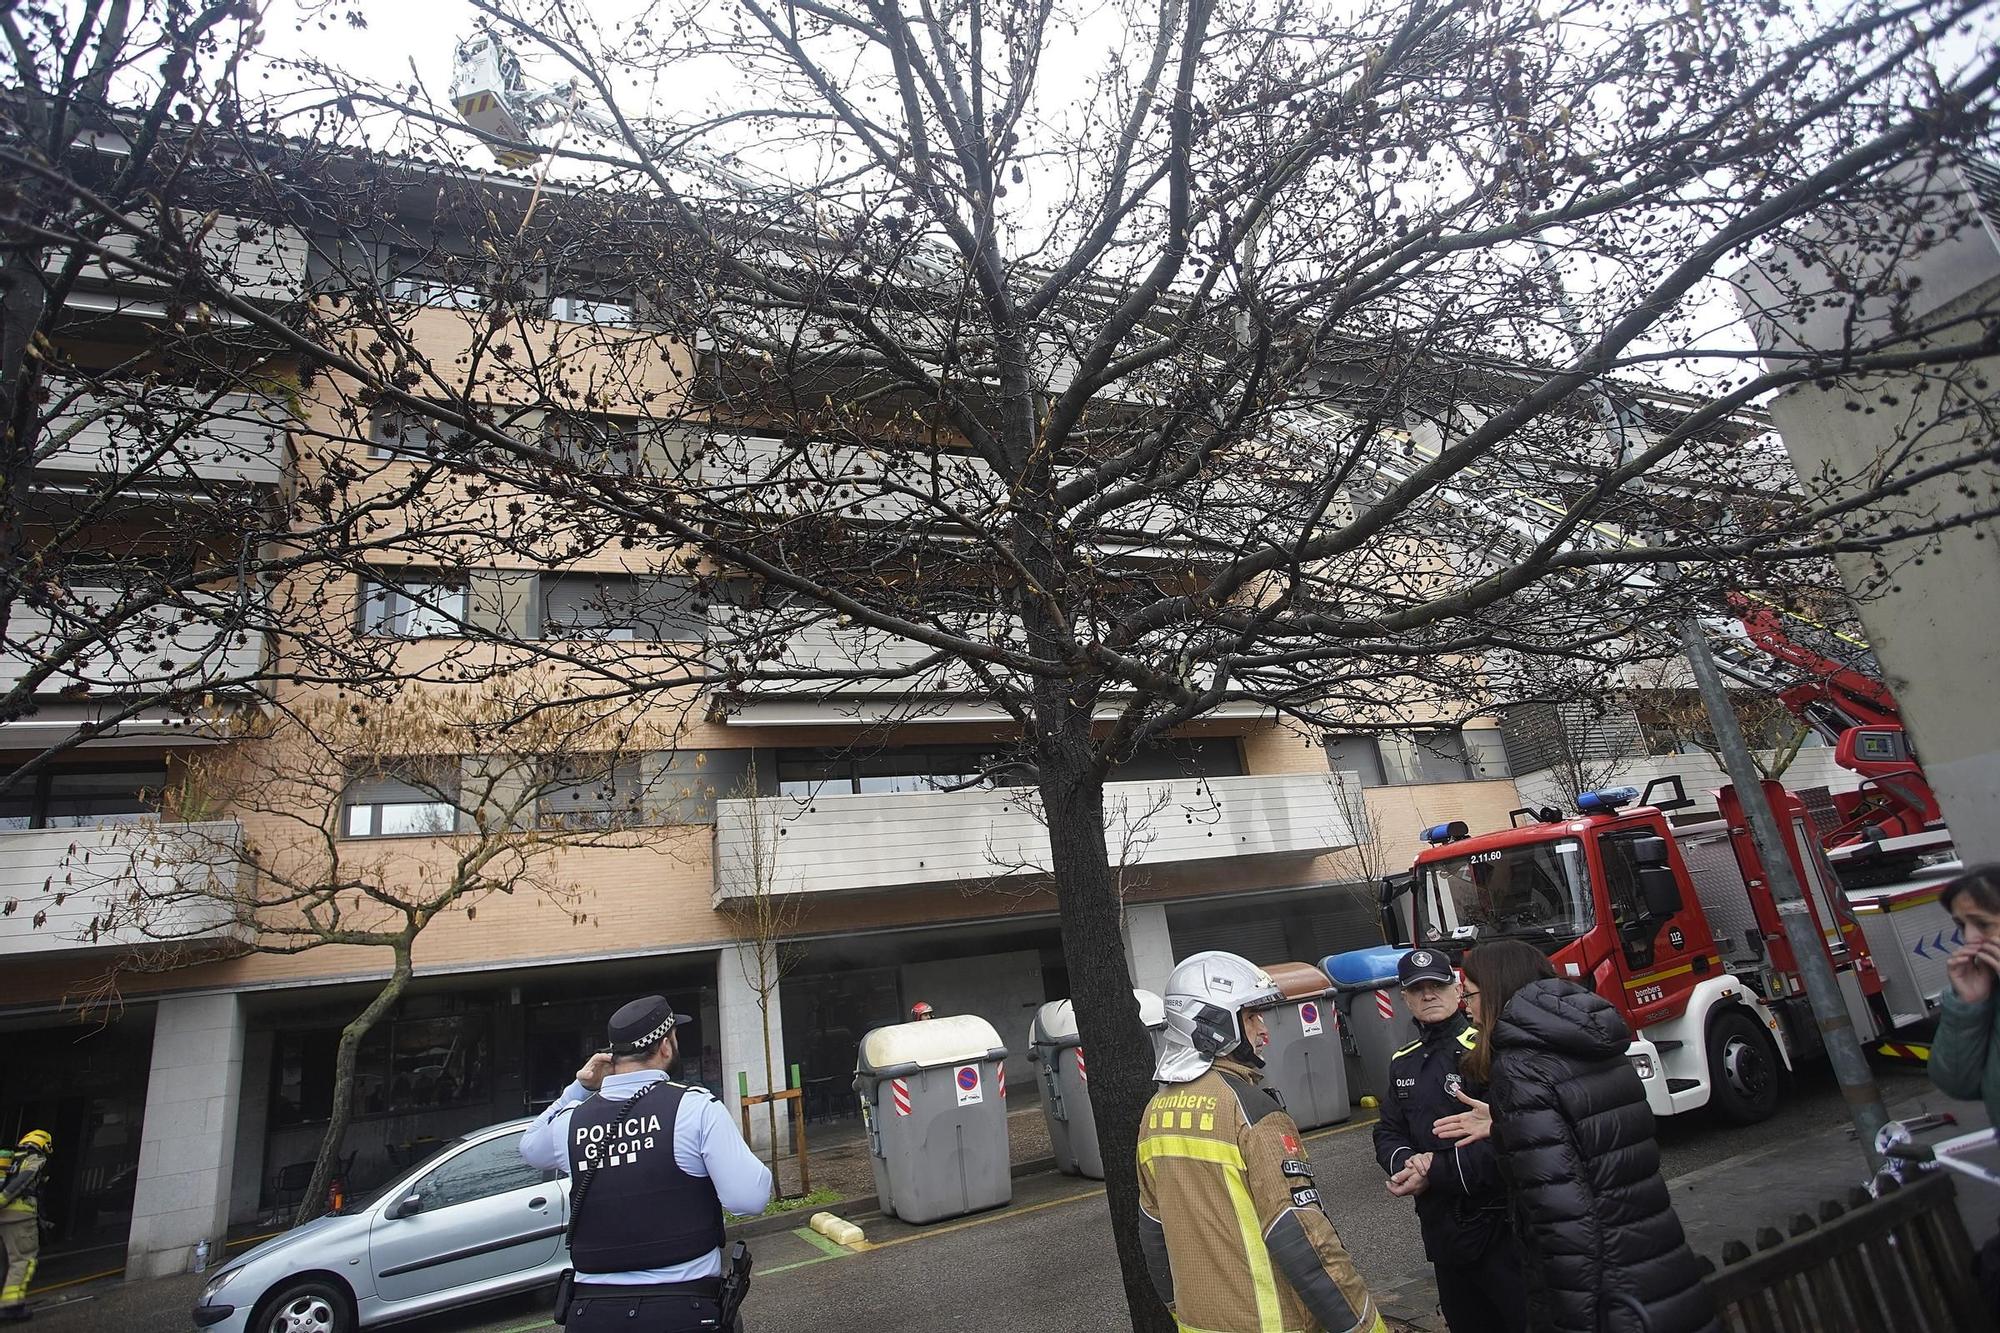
[39,1063,1942,1333]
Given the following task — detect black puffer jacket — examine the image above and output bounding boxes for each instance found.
[1489,978,1718,1333]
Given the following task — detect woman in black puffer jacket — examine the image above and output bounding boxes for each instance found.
[1458,940,1718,1333]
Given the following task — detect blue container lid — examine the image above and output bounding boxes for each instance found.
[1322,945,1411,988]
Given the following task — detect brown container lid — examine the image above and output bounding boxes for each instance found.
[1261,960,1334,1000]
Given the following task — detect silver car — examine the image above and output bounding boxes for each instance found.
[191,1120,569,1333]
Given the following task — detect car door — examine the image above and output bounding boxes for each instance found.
[369,1129,564,1307]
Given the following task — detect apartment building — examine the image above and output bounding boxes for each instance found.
[0,138,1530,1283]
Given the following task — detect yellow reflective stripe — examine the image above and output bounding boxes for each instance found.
[1456,1028,1478,1050]
[1138,1135,1245,1171]
[1623,954,1720,990]
[1223,1165,1284,1332]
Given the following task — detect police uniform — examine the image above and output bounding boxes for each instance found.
[0,1132,50,1321]
[521,997,772,1332]
[1372,954,1525,1333]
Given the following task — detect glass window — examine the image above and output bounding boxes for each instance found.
[550,291,635,325]
[368,409,460,460]
[538,758,642,829]
[360,575,470,638]
[778,745,1028,797]
[1413,731,1473,785]
[1324,736,1385,787]
[0,767,166,829]
[343,768,461,838]
[272,1009,491,1124]
[1464,729,1512,780]
[543,414,641,474]
[537,574,704,641]
[412,1133,544,1211]
[385,250,484,309]
[1418,839,1593,944]
[1107,738,1245,781]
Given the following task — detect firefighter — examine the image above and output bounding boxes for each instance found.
[1,1130,51,1322]
[909,1001,935,1021]
[1374,950,1525,1333]
[1138,951,1387,1333]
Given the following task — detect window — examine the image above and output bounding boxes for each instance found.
[543,414,641,474]
[0,766,166,830]
[776,745,1028,798]
[537,757,642,829]
[342,767,461,837]
[360,574,470,638]
[1106,738,1246,782]
[385,250,484,309]
[537,574,704,641]
[270,1008,492,1124]
[1324,730,1491,786]
[1417,839,1594,944]
[413,1133,546,1211]
[550,290,636,325]
[368,408,459,460]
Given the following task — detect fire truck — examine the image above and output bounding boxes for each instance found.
[1377,775,1895,1125]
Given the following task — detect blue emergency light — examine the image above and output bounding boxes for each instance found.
[1422,820,1471,845]
[1576,786,1641,814]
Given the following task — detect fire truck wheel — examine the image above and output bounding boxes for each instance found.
[1707,1010,1780,1124]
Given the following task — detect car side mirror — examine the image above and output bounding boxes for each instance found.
[1630,835,1670,868]
[386,1193,424,1220]
[1638,866,1683,920]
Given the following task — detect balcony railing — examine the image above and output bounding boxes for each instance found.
[0,822,245,958]
[0,586,267,697]
[38,380,289,485]
[713,770,1355,902]
[49,214,308,304]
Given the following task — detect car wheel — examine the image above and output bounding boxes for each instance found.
[1707,1009,1780,1124]
[255,1278,352,1333]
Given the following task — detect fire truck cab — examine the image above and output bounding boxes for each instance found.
[1381,776,1888,1124]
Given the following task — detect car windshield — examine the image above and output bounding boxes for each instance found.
[1417,838,1593,944]
[333,1136,467,1214]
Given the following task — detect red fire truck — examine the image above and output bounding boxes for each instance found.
[1379,775,1891,1125]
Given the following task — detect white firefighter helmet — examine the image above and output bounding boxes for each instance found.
[1156,951,1282,1083]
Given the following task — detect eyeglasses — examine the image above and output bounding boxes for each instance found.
[1461,988,1482,1002]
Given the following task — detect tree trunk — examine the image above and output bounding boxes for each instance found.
[1037,736,1175,1333]
[760,963,783,1190]
[296,942,415,1226]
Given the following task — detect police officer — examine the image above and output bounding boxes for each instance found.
[1138,952,1388,1333]
[521,996,772,1331]
[0,1130,51,1322]
[1373,950,1525,1333]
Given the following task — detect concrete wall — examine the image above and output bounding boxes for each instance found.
[717,943,790,1152]
[125,995,244,1280]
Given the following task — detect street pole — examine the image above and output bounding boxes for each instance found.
[1678,617,1889,1168]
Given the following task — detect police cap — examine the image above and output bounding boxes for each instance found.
[1397,948,1456,989]
[607,995,690,1055]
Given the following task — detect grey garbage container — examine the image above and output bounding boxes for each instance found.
[1323,946,1417,1105]
[1254,962,1350,1129]
[1028,990,1164,1179]
[854,1014,1012,1224]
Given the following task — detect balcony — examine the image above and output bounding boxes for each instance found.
[38,380,289,486]
[713,770,1355,902]
[0,587,267,698]
[50,214,308,305]
[0,822,245,958]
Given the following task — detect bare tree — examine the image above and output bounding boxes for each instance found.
[37,673,667,1221]
[717,765,803,1182]
[11,0,1999,1319]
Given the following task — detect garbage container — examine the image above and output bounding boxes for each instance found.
[1323,946,1417,1104]
[853,1014,1011,1223]
[1028,990,1164,1179]
[1253,962,1350,1129]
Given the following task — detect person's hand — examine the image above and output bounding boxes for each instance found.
[1432,1087,1492,1144]
[1386,1162,1431,1197]
[576,1052,614,1092]
[1946,939,2000,1005]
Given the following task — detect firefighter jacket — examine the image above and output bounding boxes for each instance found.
[0,1150,45,1216]
[1372,1010,1508,1266]
[1137,1058,1386,1333]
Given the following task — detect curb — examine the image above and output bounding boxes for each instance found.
[731,1154,1066,1240]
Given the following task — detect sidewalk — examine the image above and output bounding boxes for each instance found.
[1371,1081,1996,1330]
